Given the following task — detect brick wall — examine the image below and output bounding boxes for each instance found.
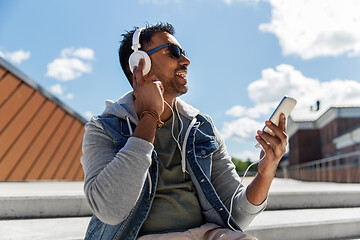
[320,118,360,157]
[289,129,321,166]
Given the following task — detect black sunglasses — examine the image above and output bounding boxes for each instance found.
[146,43,187,59]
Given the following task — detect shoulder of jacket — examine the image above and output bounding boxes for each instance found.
[195,113,215,127]
[87,114,128,134]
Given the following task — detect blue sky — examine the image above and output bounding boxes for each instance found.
[1,0,360,161]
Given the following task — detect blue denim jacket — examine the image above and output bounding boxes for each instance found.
[83,113,241,240]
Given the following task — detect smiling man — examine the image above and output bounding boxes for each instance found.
[80,22,287,240]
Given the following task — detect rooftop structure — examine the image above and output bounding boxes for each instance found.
[0,57,86,181]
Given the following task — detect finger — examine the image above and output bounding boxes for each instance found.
[258,129,287,155]
[257,130,280,147]
[134,59,145,84]
[278,113,286,132]
[259,150,265,159]
[255,135,273,154]
[132,66,138,89]
[137,58,144,70]
[265,120,287,143]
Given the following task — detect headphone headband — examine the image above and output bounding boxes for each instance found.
[131,28,144,51]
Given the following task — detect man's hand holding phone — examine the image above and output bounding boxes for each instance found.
[255,96,297,178]
[255,113,288,178]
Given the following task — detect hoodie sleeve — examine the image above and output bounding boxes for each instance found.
[80,117,153,225]
[210,120,267,230]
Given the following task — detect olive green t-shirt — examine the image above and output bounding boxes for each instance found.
[139,113,204,235]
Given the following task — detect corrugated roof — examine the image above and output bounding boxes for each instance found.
[0,57,85,181]
[0,57,87,124]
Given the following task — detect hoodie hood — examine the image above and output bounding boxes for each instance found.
[102,91,139,124]
[101,91,200,124]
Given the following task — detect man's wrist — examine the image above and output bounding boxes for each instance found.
[133,113,158,143]
[140,110,164,128]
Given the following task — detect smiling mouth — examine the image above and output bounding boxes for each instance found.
[175,71,187,79]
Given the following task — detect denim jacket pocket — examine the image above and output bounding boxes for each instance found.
[193,130,218,177]
[194,139,217,159]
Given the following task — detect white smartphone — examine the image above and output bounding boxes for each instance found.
[256,96,297,148]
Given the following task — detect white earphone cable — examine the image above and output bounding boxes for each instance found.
[164,100,184,154]
[227,150,266,231]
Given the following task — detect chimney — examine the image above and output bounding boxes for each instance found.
[310,100,321,112]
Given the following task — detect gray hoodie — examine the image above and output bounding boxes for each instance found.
[80,91,266,229]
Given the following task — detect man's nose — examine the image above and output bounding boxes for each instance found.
[179,54,190,67]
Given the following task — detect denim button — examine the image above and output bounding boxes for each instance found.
[201,149,206,155]
[218,208,224,211]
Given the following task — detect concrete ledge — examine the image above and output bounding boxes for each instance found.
[0,196,91,219]
[245,208,360,240]
[267,191,360,210]
[1,179,359,218]
[245,178,360,210]
[2,208,360,240]
[0,181,91,219]
[0,217,90,240]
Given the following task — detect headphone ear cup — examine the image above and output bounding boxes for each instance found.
[129,50,151,76]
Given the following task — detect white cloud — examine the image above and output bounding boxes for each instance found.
[46,47,94,81]
[247,64,319,112]
[259,0,360,59]
[49,84,74,100]
[50,84,64,95]
[221,117,263,141]
[226,105,247,117]
[0,50,30,64]
[46,55,92,81]
[248,64,360,119]
[61,47,95,60]
[221,64,360,142]
[65,93,74,100]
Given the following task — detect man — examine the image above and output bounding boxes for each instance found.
[81,22,287,240]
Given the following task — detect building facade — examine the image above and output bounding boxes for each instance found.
[288,107,360,165]
[287,107,360,182]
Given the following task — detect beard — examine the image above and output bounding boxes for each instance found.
[163,78,188,96]
[154,69,188,98]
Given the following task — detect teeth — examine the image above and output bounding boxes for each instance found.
[176,72,186,77]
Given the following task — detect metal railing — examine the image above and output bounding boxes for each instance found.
[285,150,360,183]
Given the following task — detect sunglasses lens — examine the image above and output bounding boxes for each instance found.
[169,44,182,58]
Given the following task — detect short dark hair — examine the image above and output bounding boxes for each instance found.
[119,22,175,86]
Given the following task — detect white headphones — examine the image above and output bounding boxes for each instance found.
[129,28,152,76]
